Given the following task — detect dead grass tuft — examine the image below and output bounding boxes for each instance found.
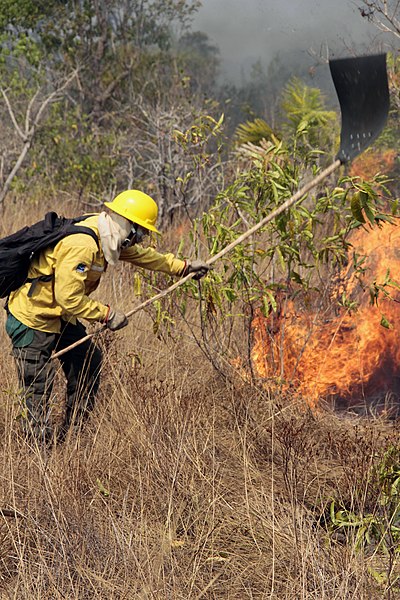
[0,200,398,598]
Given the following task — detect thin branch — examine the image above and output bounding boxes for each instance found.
[0,70,78,205]
[25,88,40,135]
[33,70,78,128]
[1,88,26,141]
[0,139,31,204]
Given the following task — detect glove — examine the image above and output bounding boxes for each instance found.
[182,259,211,281]
[106,308,128,331]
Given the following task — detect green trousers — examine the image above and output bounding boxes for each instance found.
[6,314,102,442]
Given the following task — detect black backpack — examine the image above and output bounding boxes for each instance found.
[0,211,99,299]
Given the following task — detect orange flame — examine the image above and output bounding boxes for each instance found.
[252,222,400,411]
[349,149,397,180]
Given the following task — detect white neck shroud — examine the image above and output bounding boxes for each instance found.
[97,211,132,265]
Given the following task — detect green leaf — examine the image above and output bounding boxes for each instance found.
[380,314,393,329]
[350,192,366,223]
[134,273,142,296]
[96,478,110,497]
[290,271,303,285]
[261,290,277,317]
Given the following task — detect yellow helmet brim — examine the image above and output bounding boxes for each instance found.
[104,201,161,234]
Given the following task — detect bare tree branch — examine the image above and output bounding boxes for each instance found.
[0,70,78,205]
[0,139,32,204]
[359,0,400,38]
[33,70,78,128]
[25,89,40,137]
[1,89,26,141]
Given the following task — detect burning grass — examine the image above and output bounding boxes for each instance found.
[0,200,399,598]
[252,220,400,417]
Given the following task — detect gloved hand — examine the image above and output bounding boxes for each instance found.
[106,308,128,331]
[182,259,211,281]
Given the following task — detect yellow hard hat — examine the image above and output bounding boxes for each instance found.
[104,190,160,233]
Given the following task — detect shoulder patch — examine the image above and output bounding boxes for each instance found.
[76,263,87,273]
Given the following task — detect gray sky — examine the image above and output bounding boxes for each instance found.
[192,0,396,83]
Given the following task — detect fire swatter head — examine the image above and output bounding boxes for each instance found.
[329,53,389,163]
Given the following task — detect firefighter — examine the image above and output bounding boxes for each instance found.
[5,190,209,444]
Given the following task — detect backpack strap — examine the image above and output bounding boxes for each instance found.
[27,275,53,297]
[26,217,100,297]
[67,214,100,248]
[65,224,100,249]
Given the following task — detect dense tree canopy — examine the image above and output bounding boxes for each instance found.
[0,0,398,225]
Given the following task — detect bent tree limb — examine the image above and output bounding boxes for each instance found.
[0,71,78,205]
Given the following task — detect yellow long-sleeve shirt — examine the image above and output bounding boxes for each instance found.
[8,214,185,333]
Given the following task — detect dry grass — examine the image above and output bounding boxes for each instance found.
[0,198,398,598]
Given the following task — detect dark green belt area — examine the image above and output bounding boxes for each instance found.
[5,313,35,348]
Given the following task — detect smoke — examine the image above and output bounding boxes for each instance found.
[192,0,392,85]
